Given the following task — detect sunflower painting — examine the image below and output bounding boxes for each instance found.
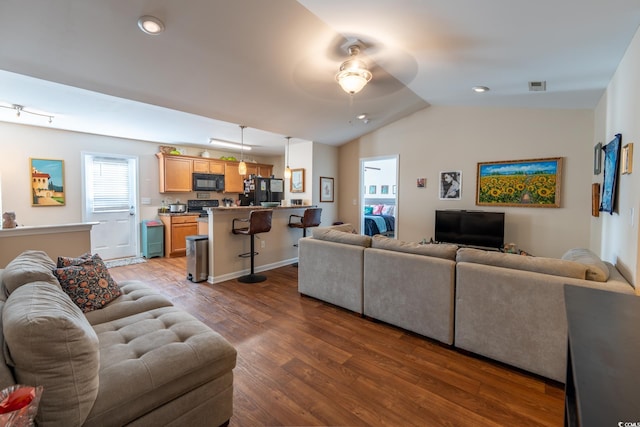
[476,158,563,208]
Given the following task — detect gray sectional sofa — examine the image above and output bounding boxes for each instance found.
[0,250,236,426]
[298,225,636,382]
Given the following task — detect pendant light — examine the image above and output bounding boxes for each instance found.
[284,136,292,179]
[238,125,247,175]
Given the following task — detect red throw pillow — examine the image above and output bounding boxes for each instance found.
[372,204,384,215]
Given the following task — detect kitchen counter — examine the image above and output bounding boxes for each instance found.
[199,206,316,283]
[206,205,312,211]
[158,212,200,216]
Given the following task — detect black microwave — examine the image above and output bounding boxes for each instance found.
[192,173,225,192]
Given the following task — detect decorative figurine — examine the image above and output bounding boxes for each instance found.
[2,212,17,229]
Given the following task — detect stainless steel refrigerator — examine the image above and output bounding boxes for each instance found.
[240,177,284,205]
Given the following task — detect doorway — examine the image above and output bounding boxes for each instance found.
[360,156,398,238]
[82,153,138,260]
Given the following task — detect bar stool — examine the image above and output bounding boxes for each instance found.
[288,208,322,241]
[232,209,273,283]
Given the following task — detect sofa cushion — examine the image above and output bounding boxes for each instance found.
[3,282,100,426]
[85,306,237,425]
[84,281,173,325]
[53,254,122,313]
[2,250,59,295]
[561,248,610,282]
[312,228,372,248]
[0,301,16,390]
[456,247,587,279]
[372,235,458,260]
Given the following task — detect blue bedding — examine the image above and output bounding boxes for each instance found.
[364,214,395,236]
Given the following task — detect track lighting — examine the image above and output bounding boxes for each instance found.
[0,104,54,124]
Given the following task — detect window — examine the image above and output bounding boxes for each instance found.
[87,156,131,212]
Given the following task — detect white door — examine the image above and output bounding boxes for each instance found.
[82,153,138,260]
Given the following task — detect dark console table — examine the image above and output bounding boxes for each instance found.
[564,285,640,426]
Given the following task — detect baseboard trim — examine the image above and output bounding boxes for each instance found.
[208,257,298,284]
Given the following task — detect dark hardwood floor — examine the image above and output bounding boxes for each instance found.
[109,257,564,426]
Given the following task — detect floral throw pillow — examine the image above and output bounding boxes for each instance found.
[57,252,92,268]
[52,254,121,313]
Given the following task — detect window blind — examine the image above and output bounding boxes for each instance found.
[91,157,130,212]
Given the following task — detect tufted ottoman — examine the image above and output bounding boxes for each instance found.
[85,306,237,426]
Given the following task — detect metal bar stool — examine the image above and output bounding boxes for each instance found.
[288,208,322,267]
[232,209,273,283]
[288,208,322,242]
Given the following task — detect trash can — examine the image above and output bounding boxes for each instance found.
[186,235,208,282]
[141,220,164,258]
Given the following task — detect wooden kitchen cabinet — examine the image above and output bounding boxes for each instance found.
[224,162,244,193]
[159,215,199,257]
[157,153,192,192]
[158,152,273,194]
[193,159,225,174]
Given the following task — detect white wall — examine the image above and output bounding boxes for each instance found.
[312,142,338,226]
[0,121,279,227]
[339,105,594,258]
[593,24,640,287]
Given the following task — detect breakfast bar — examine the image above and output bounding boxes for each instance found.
[202,205,312,283]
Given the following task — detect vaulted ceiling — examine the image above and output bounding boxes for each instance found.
[1,0,639,155]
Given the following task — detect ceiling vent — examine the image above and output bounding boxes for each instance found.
[528,81,547,92]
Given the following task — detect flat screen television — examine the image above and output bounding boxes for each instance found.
[435,210,505,250]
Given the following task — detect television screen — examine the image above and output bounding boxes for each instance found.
[435,210,504,249]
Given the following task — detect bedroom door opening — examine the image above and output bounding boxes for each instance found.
[360,156,398,238]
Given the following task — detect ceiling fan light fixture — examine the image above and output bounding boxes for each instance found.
[138,16,165,35]
[336,45,372,95]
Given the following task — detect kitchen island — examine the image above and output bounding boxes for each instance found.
[202,206,313,283]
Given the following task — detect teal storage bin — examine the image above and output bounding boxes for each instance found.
[141,220,164,258]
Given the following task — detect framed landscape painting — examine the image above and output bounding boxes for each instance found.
[30,158,65,206]
[476,157,562,208]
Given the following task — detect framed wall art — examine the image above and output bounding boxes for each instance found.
[621,143,633,174]
[600,134,621,214]
[320,176,334,202]
[476,157,562,208]
[290,168,305,193]
[594,142,603,175]
[416,178,426,188]
[439,171,461,200]
[30,158,65,206]
[381,185,389,195]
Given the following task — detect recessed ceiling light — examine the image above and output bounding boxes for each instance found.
[357,113,367,120]
[137,16,165,35]
[472,86,490,93]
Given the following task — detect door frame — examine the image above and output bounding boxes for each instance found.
[81,151,140,258]
[360,155,399,238]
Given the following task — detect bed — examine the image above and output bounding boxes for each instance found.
[363,200,396,237]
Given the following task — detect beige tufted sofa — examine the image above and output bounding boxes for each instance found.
[0,250,236,426]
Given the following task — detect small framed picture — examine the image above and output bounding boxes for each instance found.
[594,142,603,175]
[439,171,461,200]
[381,185,389,194]
[320,176,334,202]
[290,168,305,192]
[30,158,65,206]
[622,143,633,174]
[392,185,397,194]
[417,178,426,188]
[368,185,376,194]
